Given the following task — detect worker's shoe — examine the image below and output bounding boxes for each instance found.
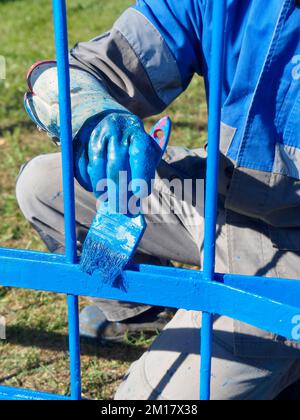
[79,305,174,343]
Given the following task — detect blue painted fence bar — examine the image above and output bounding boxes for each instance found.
[0,385,70,401]
[0,0,300,401]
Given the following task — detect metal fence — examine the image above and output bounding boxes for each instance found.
[0,0,300,401]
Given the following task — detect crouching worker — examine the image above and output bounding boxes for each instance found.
[17,0,300,400]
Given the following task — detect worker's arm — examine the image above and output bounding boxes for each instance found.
[25,0,204,197]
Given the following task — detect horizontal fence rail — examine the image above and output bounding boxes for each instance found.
[0,0,299,401]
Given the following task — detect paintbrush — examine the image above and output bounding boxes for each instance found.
[80,116,172,283]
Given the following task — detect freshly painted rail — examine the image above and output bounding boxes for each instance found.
[0,0,299,400]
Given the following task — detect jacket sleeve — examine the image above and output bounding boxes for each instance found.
[69,0,204,119]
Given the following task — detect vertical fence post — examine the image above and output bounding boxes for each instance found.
[200,0,226,401]
[52,0,82,400]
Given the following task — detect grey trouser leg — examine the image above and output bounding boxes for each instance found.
[16,148,203,321]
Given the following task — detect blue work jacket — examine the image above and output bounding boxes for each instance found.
[135,0,300,176]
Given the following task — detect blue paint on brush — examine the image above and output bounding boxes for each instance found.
[80,117,172,284]
[81,203,146,282]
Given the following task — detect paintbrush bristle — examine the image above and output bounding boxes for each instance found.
[80,208,146,283]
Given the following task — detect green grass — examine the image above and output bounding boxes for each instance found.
[0,0,207,399]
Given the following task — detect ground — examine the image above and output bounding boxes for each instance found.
[0,0,298,401]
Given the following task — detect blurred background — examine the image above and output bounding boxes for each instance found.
[0,0,206,399]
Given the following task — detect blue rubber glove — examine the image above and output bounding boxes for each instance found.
[24,62,162,209]
[74,112,162,210]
